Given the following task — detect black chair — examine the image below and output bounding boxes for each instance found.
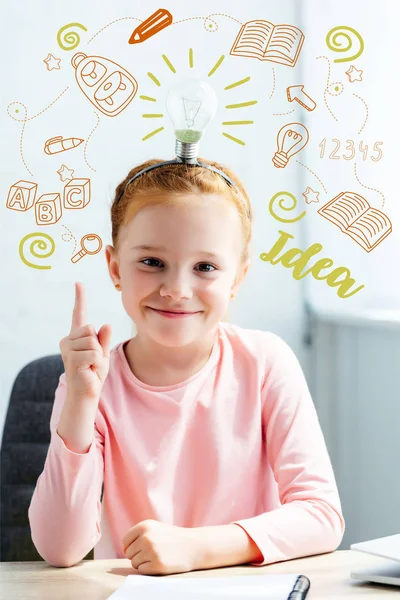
[0,355,94,561]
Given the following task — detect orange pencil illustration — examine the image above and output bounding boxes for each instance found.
[44,136,84,155]
[129,8,173,44]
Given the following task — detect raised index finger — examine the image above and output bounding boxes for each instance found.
[70,282,87,333]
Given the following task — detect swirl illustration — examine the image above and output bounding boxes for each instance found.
[268,192,306,224]
[19,233,56,270]
[57,22,87,50]
[326,26,364,63]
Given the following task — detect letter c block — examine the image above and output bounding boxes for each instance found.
[64,178,91,209]
[35,193,62,225]
[7,180,38,211]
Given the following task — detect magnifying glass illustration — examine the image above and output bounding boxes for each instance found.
[71,233,102,263]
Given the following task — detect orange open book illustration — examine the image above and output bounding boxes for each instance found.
[317,192,392,252]
[230,20,305,67]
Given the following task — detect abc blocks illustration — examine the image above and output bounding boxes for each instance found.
[35,193,62,225]
[7,180,38,211]
[64,178,91,209]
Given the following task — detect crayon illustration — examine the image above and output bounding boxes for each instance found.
[44,136,84,155]
[129,9,173,44]
[71,52,138,117]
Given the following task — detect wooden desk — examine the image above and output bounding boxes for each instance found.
[0,550,398,599]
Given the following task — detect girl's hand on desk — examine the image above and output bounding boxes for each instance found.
[122,519,200,575]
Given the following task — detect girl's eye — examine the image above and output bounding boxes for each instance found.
[140,259,216,272]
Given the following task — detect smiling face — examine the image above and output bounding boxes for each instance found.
[106,193,250,348]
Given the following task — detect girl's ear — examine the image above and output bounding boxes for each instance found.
[105,245,121,286]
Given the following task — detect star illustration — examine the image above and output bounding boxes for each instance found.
[302,187,320,204]
[43,53,61,71]
[57,164,74,182]
[345,65,363,83]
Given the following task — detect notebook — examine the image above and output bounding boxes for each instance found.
[350,533,400,586]
[107,573,311,599]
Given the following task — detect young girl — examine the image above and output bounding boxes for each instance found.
[28,157,345,575]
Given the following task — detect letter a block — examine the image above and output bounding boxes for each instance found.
[7,180,38,211]
[64,178,91,209]
[35,193,62,225]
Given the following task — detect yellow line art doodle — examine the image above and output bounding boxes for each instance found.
[189,48,194,68]
[225,76,250,90]
[19,233,55,270]
[142,127,164,141]
[208,55,225,77]
[269,191,307,223]
[222,132,245,145]
[162,54,176,73]
[326,26,364,63]
[57,23,87,50]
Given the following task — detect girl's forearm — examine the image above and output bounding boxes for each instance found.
[190,524,263,571]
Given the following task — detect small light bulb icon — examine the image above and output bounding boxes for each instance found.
[272,122,309,168]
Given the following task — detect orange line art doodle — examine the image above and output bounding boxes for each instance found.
[43,53,61,71]
[19,233,55,270]
[61,224,78,255]
[35,193,62,225]
[346,65,363,82]
[230,20,305,67]
[129,8,173,44]
[269,67,276,99]
[57,164,74,182]
[64,178,91,209]
[7,180,38,211]
[318,192,392,252]
[296,160,327,194]
[71,52,138,117]
[287,85,317,111]
[302,187,320,204]
[71,233,102,263]
[353,162,385,208]
[352,93,369,134]
[272,123,309,168]
[84,112,100,172]
[44,135,84,155]
[316,56,342,122]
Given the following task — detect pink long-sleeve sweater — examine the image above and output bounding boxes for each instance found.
[28,321,345,568]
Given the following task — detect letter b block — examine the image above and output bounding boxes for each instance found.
[35,193,62,225]
[7,180,38,211]
[64,178,91,209]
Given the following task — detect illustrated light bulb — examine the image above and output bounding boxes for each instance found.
[272,123,309,168]
[166,77,218,162]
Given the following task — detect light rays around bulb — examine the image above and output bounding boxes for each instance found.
[140,49,257,144]
[222,79,257,145]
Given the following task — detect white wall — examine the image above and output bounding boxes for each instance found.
[0,0,307,443]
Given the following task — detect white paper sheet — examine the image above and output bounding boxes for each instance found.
[107,573,302,599]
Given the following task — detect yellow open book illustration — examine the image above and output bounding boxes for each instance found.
[230,20,305,67]
[317,191,392,252]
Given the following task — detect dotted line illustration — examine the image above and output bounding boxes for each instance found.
[87,17,141,44]
[269,68,276,100]
[272,109,295,116]
[61,224,78,255]
[354,162,385,208]
[84,111,100,172]
[296,159,327,194]
[316,55,339,122]
[352,93,369,134]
